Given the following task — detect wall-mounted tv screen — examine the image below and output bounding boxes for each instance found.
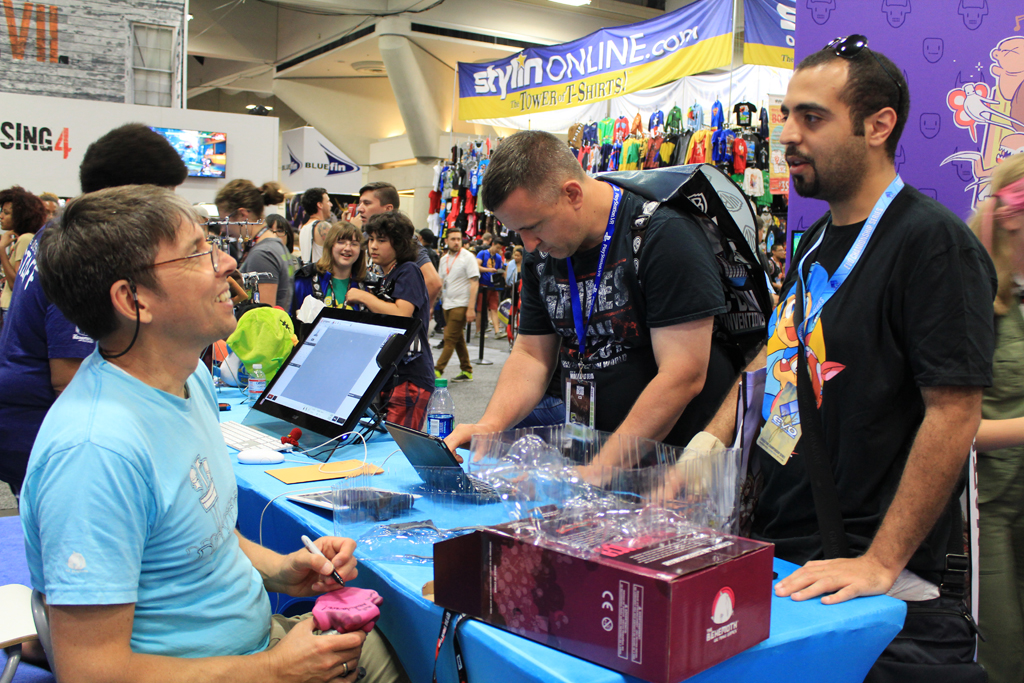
[150,127,226,178]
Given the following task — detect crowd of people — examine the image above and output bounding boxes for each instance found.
[2,36,1024,683]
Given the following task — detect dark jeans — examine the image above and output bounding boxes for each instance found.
[514,395,565,429]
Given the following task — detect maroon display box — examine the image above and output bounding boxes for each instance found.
[434,522,773,683]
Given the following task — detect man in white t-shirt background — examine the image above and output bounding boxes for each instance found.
[436,227,479,383]
[298,186,331,265]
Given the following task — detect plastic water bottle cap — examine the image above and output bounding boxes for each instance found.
[435,378,448,388]
[253,364,262,369]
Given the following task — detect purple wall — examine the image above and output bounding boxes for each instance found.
[789,1,1024,244]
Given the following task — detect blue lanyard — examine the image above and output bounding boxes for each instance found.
[566,184,622,365]
[796,175,904,342]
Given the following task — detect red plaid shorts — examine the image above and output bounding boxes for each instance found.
[382,381,432,428]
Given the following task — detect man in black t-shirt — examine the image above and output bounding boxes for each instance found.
[445,130,733,456]
[742,39,996,676]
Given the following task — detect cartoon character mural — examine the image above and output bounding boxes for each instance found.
[943,35,1024,209]
[763,262,846,422]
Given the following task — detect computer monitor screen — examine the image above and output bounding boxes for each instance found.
[253,307,420,441]
[791,230,805,255]
[150,127,227,178]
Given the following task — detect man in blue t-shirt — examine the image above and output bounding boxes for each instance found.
[476,240,504,338]
[22,186,407,682]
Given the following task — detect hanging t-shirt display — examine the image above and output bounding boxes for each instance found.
[743,167,764,197]
[665,106,683,135]
[648,110,665,135]
[687,103,704,131]
[759,107,770,139]
[613,116,630,142]
[758,143,770,171]
[710,100,725,129]
[733,138,748,174]
[756,171,772,207]
[733,102,757,127]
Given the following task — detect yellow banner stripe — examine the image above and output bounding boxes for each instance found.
[459,33,732,121]
[743,43,794,70]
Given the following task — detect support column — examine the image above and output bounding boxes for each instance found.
[376,16,448,163]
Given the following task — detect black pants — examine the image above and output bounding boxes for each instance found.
[866,596,986,683]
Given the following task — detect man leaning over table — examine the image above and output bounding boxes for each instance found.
[445,129,736,457]
[20,185,408,683]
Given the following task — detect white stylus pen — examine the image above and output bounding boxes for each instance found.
[301,534,345,587]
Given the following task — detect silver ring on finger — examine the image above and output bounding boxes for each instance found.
[342,661,349,677]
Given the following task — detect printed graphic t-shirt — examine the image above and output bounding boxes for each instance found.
[21,350,271,657]
[753,186,997,582]
[733,102,757,127]
[518,187,734,447]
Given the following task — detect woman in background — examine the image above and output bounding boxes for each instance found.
[0,186,47,320]
[214,179,284,262]
[217,180,294,310]
[969,153,1024,683]
[292,221,367,314]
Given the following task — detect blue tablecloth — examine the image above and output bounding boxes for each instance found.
[223,399,906,683]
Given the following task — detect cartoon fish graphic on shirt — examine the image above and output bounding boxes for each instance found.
[763,262,846,419]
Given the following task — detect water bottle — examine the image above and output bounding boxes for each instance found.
[247,363,267,404]
[425,378,455,438]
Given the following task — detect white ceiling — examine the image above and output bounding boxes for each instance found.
[184,0,714,171]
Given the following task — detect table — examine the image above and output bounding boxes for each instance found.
[222,399,906,683]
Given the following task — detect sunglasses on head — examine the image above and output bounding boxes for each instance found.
[824,34,904,118]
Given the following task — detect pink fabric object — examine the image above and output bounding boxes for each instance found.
[980,175,1024,252]
[312,586,383,633]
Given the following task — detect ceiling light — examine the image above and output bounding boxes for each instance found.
[246,104,274,115]
[352,60,386,74]
[549,0,591,5]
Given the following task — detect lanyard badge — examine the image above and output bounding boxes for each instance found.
[757,175,904,465]
[564,184,621,427]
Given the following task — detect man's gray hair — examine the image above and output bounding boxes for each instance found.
[38,185,198,341]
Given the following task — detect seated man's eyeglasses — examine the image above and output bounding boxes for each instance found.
[143,238,221,273]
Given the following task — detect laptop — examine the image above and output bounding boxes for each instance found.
[384,422,497,496]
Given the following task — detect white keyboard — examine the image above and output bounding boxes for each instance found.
[220,421,290,452]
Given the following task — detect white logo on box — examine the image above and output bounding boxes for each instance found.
[711,587,734,624]
[706,587,739,642]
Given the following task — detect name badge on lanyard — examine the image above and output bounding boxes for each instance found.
[756,175,904,465]
[564,185,622,427]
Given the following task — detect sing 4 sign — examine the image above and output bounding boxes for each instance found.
[0,121,71,158]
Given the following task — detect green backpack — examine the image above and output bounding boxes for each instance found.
[225,306,296,380]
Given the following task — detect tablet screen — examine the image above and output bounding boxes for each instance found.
[254,307,419,439]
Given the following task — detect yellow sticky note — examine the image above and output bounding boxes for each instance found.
[266,460,384,485]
